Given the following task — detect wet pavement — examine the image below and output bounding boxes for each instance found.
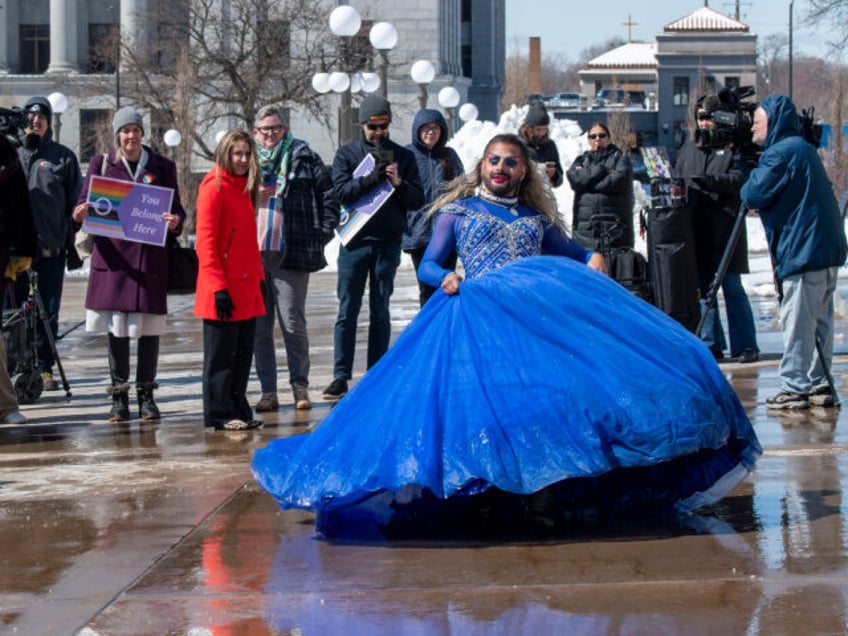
[3,262,848,635]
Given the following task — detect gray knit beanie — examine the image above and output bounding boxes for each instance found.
[112,106,144,137]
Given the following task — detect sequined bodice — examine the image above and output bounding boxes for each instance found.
[443,200,546,280]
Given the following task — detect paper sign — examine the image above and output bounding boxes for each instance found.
[84,176,175,247]
[335,153,395,246]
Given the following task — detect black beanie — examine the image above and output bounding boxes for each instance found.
[524,102,550,126]
[24,96,52,121]
[359,95,392,125]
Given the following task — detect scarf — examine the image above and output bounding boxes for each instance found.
[257,131,294,198]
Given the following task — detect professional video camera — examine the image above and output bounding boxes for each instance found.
[0,106,30,147]
[694,86,758,157]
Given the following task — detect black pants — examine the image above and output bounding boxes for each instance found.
[202,318,256,428]
[108,334,159,385]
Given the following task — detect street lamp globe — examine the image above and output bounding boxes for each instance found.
[329,5,361,37]
[369,22,398,50]
[164,129,182,147]
[47,91,68,114]
[458,103,479,122]
[360,72,381,94]
[410,60,435,85]
[438,87,461,109]
[312,72,331,93]
[328,72,351,93]
[215,130,227,145]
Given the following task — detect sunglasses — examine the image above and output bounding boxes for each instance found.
[256,125,283,134]
[366,123,389,131]
[486,153,521,167]
[697,112,712,121]
[588,132,608,140]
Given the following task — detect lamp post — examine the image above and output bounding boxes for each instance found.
[410,60,435,110]
[438,86,460,134]
[318,6,393,146]
[163,128,181,161]
[47,91,68,144]
[328,5,361,147]
[369,21,398,99]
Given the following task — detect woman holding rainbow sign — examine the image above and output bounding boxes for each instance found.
[72,106,186,423]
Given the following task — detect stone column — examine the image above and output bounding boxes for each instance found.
[0,3,9,73]
[121,0,148,62]
[47,0,79,73]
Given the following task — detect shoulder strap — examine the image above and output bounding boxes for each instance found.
[100,153,108,176]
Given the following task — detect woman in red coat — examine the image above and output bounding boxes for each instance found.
[194,130,266,430]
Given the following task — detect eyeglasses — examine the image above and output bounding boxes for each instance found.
[587,132,608,140]
[256,125,283,134]
[697,112,712,121]
[486,153,521,167]
[366,123,389,131]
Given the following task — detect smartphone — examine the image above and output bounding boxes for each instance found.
[378,150,394,164]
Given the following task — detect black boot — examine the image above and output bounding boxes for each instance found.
[137,382,161,421]
[107,383,131,422]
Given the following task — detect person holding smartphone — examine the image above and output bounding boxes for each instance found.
[322,95,424,401]
[519,101,563,188]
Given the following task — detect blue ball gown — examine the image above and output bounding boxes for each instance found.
[252,197,761,538]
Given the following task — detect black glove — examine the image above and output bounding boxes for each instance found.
[360,162,388,189]
[214,290,234,321]
[690,175,714,190]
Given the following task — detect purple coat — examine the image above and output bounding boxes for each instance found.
[76,147,186,314]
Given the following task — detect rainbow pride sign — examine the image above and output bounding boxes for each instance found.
[84,176,174,246]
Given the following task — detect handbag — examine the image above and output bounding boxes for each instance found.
[166,234,198,294]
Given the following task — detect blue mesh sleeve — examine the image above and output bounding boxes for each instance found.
[418,212,459,287]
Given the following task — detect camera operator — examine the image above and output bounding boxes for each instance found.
[741,94,847,410]
[15,96,82,391]
[323,94,423,401]
[674,93,759,363]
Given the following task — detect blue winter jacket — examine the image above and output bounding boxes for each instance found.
[740,94,847,279]
[402,109,464,251]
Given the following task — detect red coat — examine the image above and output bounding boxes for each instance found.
[193,167,265,321]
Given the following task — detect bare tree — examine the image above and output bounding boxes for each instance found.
[806,0,848,52]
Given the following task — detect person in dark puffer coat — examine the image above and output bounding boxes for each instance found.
[403,109,464,306]
[566,121,634,251]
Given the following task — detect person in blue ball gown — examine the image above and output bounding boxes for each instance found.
[252,133,761,539]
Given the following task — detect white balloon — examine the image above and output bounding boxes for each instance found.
[328,72,351,93]
[410,60,435,85]
[163,129,182,147]
[438,86,460,108]
[47,91,68,114]
[458,103,479,121]
[312,72,331,93]
[329,5,361,37]
[360,72,381,94]
[369,22,398,50]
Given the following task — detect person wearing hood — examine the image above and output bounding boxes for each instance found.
[322,95,424,402]
[72,106,186,422]
[16,96,82,392]
[518,102,563,187]
[741,94,848,410]
[403,109,464,306]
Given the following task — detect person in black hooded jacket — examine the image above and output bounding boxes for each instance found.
[519,102,563,187]
[403,109,464,306]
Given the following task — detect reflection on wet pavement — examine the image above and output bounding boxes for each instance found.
[2,271,848,634]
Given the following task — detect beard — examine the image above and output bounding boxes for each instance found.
[482,171,520,197]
